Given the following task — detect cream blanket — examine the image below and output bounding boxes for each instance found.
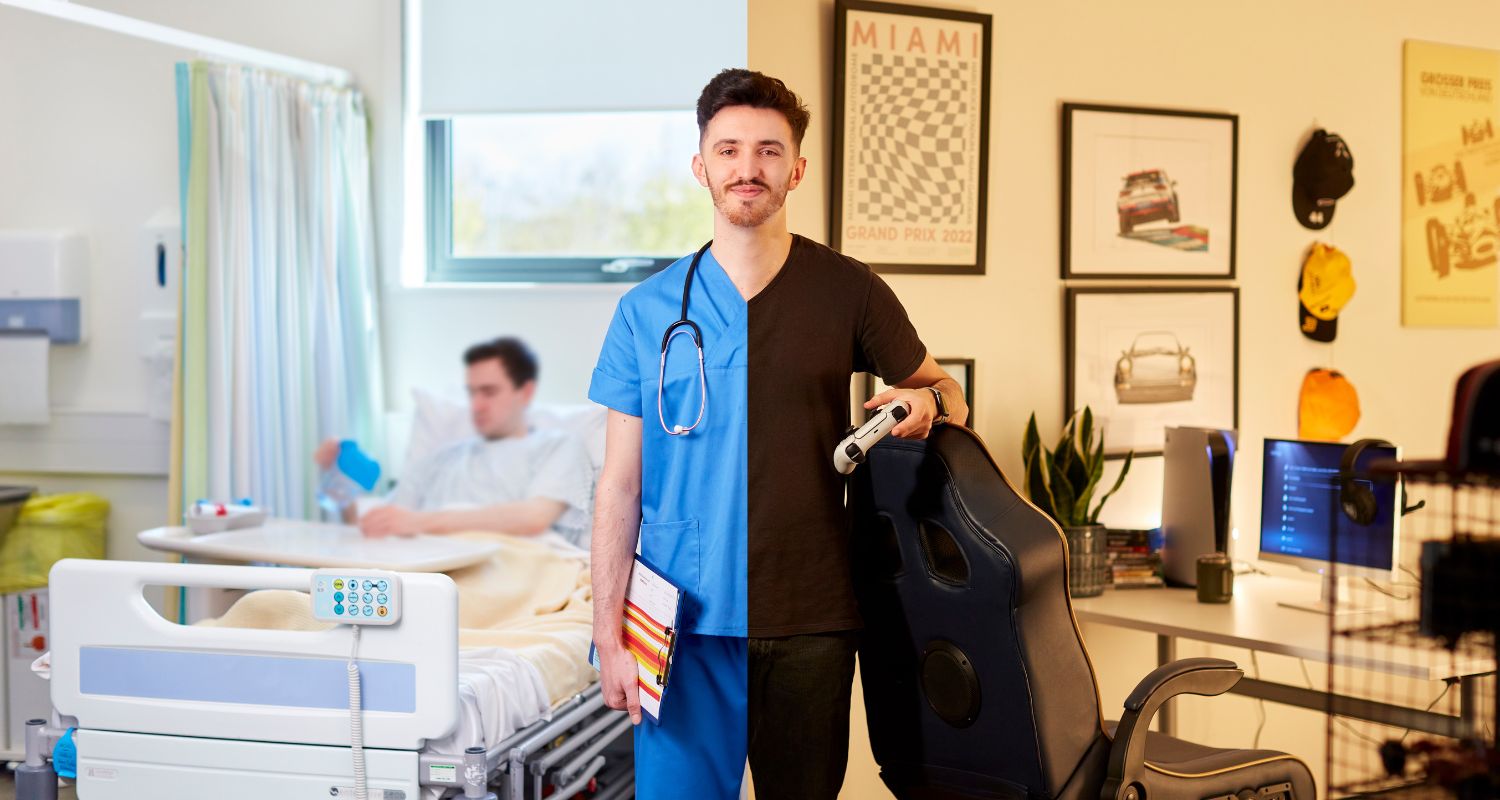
[202,531,596,706]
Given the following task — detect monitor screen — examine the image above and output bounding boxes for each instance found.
[1259,438,1398,572]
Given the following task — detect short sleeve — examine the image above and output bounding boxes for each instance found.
[856,273,926,386]
[589,302,643,417]
[528,434,595,548]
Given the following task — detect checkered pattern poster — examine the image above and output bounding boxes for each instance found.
[834,3,990,273]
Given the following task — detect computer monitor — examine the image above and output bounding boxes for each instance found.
[1259,438,1402,611]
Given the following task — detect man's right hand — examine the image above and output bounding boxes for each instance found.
[597,638,642,725]
[313,438,340,471]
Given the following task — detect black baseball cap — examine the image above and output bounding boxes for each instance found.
[1293,129,1354,230]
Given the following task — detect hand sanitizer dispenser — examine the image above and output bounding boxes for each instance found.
[0,232,88,343]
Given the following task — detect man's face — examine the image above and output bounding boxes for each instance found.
[466,359,534,439]
[693,105,806,228]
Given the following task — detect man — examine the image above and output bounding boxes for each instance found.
[316,337,594,547]
[588,70,967,799]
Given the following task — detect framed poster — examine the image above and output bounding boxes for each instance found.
[832,0,992,274]
[1065,287,1239,457]
[1402,40,1500,328]
[857,357,977,429]
[1062,103,1238,279]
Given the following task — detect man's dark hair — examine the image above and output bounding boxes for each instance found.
[463,337,538,388]
[696,69,810,148]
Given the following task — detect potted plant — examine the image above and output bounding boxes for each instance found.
[1021,407,1133,597]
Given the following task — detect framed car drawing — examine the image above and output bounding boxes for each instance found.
[832,0,992,274]
[1061,103,1238,279]
[1065,287,1239,457]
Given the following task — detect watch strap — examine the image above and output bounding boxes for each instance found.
[927,386,949,424]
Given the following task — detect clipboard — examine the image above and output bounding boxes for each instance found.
[588,554,683,724]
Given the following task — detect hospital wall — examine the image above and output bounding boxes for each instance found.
[746,0,1500,796]
[0,0,397,580]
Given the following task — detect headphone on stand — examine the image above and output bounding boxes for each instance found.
[1338,438,1426,524]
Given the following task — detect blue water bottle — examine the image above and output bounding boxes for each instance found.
[318,440,381,516]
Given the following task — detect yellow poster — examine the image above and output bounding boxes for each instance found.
[1403,40,1500,327]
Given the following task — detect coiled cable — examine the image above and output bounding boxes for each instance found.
[348,624,367,800]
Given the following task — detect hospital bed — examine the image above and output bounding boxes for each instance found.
[19,558,634,800]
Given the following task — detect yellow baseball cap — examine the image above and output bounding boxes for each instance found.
[1298,243,1356,342]
[1299,368,1361,441]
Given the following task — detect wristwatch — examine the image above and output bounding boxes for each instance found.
[927,386,949,425]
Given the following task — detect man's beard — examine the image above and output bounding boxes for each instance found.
[708,177,788,228]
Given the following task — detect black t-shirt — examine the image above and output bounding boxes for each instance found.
[748,235,926,637]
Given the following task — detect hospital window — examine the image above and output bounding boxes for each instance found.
[425,112,714,283]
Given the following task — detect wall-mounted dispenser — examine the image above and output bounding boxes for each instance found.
[0,231,88,343]
[0,232,89,425]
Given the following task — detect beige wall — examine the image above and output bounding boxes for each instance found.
[749,0,1500,796]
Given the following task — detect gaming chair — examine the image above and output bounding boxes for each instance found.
[850,425,1316,800]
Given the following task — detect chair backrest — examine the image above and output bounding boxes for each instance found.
[851,425,1110,799]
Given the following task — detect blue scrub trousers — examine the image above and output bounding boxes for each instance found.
[634,633,748,799]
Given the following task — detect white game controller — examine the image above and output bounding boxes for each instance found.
[834,400,910,475]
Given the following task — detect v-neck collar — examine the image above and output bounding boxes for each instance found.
[701,235,802,307]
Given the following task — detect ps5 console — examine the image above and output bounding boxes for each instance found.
[1162,426,1236,587]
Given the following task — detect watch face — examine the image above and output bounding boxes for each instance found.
[930,387,947,418]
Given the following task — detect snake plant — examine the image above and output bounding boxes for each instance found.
[1021,407,1133,528]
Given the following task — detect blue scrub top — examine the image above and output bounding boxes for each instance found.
[589,248,748,637]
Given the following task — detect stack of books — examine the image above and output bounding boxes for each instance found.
[1106,528,1163,588]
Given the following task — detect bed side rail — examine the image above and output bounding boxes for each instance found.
[48,559,459,751]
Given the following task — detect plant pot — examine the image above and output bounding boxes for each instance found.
[1065,524,1108,598]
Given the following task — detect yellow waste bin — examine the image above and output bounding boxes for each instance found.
[0,492,109,594]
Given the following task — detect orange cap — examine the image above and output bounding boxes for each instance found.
[1299,368,1360,441]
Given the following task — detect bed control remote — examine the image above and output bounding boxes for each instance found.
[311,569,402,625]
[834,400,910,475]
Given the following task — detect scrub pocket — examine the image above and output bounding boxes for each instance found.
[639,519,701,596]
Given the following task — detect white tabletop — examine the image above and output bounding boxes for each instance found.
[1071,573,1492,681]
[137,518,502,572]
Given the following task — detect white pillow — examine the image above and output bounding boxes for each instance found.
[401,388,608,480]
[528,403,608,478]
[402,388,474,478]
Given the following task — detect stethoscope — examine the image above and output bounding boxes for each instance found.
[658,241,713,436]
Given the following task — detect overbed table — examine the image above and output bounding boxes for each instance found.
[138,519,501,621]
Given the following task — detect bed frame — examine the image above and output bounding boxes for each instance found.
[17,559,632,799]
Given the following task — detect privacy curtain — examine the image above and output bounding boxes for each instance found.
[171,61,385,518]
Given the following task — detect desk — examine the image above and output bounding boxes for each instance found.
[1072,574,1493,738]
[138,519,502,620]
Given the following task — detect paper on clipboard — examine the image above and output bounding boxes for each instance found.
[588,555,683,724]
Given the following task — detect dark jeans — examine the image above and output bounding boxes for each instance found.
[747,631,860,800]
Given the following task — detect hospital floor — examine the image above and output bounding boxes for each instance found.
[0,770,76,799]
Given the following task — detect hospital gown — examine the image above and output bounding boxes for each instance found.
[386,428,594,548]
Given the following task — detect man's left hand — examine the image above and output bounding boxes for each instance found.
[863,387,939,440]
[359,505,425,538]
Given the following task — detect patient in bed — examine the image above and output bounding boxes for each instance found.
[315,337,594,548]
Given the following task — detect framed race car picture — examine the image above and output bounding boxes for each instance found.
[1061,104,1238,279]
[831,0,992,274]
[1065,287,1239,457]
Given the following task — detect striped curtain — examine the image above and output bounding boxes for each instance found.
[170,61,384,518]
